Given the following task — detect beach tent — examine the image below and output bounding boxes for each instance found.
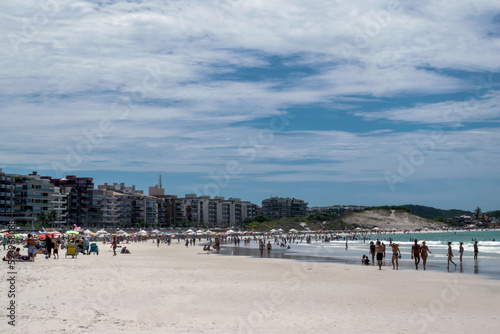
[116,229,127,234]
[84,229,93,234]
[96,229,108,234]
[151,229,160,233]
[289,229,298,233]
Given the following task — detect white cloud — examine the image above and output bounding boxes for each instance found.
[0,0,499,198]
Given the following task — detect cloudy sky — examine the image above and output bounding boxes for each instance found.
[1,0,499,211]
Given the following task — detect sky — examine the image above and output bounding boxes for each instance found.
[1,0,500,211]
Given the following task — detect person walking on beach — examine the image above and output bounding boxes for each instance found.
[447,242,457,269]
[267,241,272,257]
[2,235,7,250]
[420,241,431,270]
[369,241,376,266]
[390,242,400,270]
[157,237,160,248]
[411,239,421,270]
[474,240,479,260]
[45,235,53,259]
[112,236,117,256]
[375,241,384,270]
[459,242,464,262]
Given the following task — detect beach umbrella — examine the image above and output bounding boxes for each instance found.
[289,229,298,233]
[66,231,79,235]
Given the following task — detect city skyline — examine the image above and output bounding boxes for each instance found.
[1,1,500,212]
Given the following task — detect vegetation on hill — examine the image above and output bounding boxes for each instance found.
[242,213,349,232]
[364,206,413,214]
[401,205,472,220]
[485,210,500,219]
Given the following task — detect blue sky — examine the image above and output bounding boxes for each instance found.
[1,1,500,211]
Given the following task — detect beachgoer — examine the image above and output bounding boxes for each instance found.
[259,240,264,257]
[390,242,400,270]
[369,241,376,266]
[459,242,464,262]
[27,234,37,262]
[120,247,130,254]
[112,236,117,256]
[157,238,160,248]
[473,240,478,260]
[185,239,189,248]
[267,241,272,257]
[53,238,59,259]
[45,235,53,259]
[375,241,384,270]
[2,235,7,250]
[420,241,431,270]
[411,239,421,270]
[447,242,457,269]
[84,237,90,255]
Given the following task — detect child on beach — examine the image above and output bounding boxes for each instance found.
[447,242,457,269]
[53,238,59,259]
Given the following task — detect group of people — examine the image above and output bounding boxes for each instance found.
[365,239,480,270]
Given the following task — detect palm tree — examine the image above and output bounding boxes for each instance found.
[474,207,482,221]
[49,210,59,228]
[37,211,48,226]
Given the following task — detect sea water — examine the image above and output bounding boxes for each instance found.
[220,230,500,280]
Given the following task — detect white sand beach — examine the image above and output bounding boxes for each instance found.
[4,241,500,333]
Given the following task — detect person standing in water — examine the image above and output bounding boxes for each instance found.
[447,242,457,269]
[420,241,431,270]
[375,241,384,270]
[459,242,464,262]
[390,241,400,270]
[411,239,421,270]
[473,240,479,260]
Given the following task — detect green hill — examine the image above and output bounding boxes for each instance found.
[401,205,472,220]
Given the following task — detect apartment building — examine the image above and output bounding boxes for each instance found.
[0,168,15,224]
[262,197,308,219]
[10,172,54,225]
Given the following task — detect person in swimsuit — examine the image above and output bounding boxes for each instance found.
[473,240,478,260]
[411,239,421,270]
[390,241,400,270]
[447,241,457,269]
[375,241,384,270]
[112,236,117,256]
[459,242,464,262]
[420,241,431,270]
[369,241,376,266]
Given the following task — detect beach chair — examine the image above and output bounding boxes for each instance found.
[89,243,99,255]
[65,244,78,258]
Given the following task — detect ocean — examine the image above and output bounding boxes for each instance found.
[219,230,500,280]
